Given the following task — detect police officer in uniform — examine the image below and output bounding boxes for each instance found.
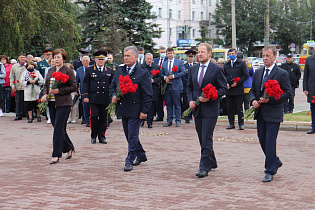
[82,49,114,144]
[36,48,52,78]
[182,50,197,123]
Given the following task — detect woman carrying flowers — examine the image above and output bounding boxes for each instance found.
[41,49,77,164]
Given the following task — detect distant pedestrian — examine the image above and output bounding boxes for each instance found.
[243,57,254,110]
[0,55,12,113]
[280,53,301,114]
[0,61,6,116]
[303,52,315,134]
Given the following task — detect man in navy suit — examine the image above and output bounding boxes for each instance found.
[154,47,168,121]
[110,46,153,172]
[187,43,227,178]
[161,47,185,127]
[82,49,114,144]
[76,55,91,127]
[249,45,291,182]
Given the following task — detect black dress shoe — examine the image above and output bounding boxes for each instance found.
[154,118,163,122]
[50,157,59,164]
[81,120,86,124]
[140,120,145,127]
[28,119,33,123]
[307,129,315,134]
[148,124,152,128]
[195,170,208,178]
[262,174,273,182]
[14,117,22,121]
[163,122,172,127]
[185,120,190,123]
[91,138,96,144]
[124,164,133,171]
[133,157,147,166]
[86,123,90,127]
[99,137,107,144]
[176,122,181,127]
[226,125,235,129]
[276,160,283,168]
[239,125,244,130]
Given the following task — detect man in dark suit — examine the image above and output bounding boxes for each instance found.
[249,45,291,182]
[137,47,145,65]
[76,55,92,127]
[82,49,114,144]
[182,50,198,123]
[187,43,227,178]
[154,46,168,121]
[110,46,153,172]
[161,47,185,127]
[73,48,95,71]
[223,48,249,130]
[142,53,163,128]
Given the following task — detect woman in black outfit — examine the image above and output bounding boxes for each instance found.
[41,49,77,164]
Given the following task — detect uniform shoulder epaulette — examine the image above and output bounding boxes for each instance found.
[119,64,125,67]
[194,62,198,64]
[184,61,187,64]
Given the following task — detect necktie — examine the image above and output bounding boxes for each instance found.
[189,64,192,67]
[261,69,270,90]
[139,58,142,64]
[199,65,206,87]
[159,59,163,69]
[168,60,172,74]
[99,67,102,72]
[127,67,131,74]
[231,60,234,68]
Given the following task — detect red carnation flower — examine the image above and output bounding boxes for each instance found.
[17,80,19,83]
[233,77,240,84]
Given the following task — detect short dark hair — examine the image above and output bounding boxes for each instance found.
[166,47,174,52]
[159,46,166,51]
[228,48,236,53]
[26,61,37,69]
[138,47,144,52]
[52,48,68,60]
[18,53,26,57]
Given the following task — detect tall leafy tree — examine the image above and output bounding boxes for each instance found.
[0,0,80,59]
[195,25,212,45]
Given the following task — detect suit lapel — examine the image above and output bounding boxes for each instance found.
[201,62,213,87]
[268,65,278,80]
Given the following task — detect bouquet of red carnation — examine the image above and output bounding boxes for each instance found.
[37,71,69,113]
[232,77,240,85]
[29,72,37,98]
[151,69,160,78]
[244,79,283,120]
[311,96,315,103]
[161,65,178,95]
[106,75,138,116]
[182,83,218,118]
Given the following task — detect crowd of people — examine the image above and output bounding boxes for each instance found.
[0,43,314,182]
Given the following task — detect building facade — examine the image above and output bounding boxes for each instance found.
[148,0,219,48]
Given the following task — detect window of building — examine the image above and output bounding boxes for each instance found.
[208,30,211,38]
[209,0,212,5]
[201,0,203,4]
[209,13,211,21]
[192,11,195,20]
[193,29,196,38]
[192,0,195,4]
[158,8,162,18]
[201,12,203,21]
[178,0,181,2]
[169,9,172,19]
[178,11,181,20]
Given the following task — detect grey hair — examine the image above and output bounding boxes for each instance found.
[262,45,277,56]
[124,46,138,57]
[82,55,90,61]
[145,53,153,58]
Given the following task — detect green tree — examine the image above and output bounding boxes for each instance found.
[195,25,212,45]
[0,0,80,60]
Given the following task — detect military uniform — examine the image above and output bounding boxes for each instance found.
[36,59,50,79]
[105,61,119,74]
[82,50,114,143]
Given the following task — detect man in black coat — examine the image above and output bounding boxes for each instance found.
[110,46,153,172]
[73,48,95,71]
[82,49,114,144]
[303,53,315,134]
[187,43,227,178]
[249,46,291,182]
[223,48,249,130]
[141,53,163,128]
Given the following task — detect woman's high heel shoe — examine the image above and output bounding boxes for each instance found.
[65,148,75,160]
[50,157,59,164]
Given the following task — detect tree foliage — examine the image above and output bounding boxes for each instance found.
[76,0,161,60]
[195,25,212,45]
[0,0,80,60]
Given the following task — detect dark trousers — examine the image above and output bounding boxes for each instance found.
[311,103,315,129]
[122,117,146,164]
[15,90,25,118]
[164,85,181,123]
[156,92,164,119]
[283,86,296,113]
[256,111,281,175]
[3,87,11,111]
[181,87,191,121]
[89,103,108,139]
[49,102,73,158]
[147,101,156,125]
[194,114,217,172]
[243,93,250,111]
[82,101,90,124]
[0,85,3,109]
[226,95,244,126]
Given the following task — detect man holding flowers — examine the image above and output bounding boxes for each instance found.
[187,43,227,178]
[110,46,153,172]
[249,46,291,182]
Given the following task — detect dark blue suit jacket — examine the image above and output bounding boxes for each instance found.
[161,58,185,91]
[154,57,168,66]
[187,61,227,118]
[76,66,87,94]
[82,65,114,104]
[249,65,291,122]
[110,63,153,118]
